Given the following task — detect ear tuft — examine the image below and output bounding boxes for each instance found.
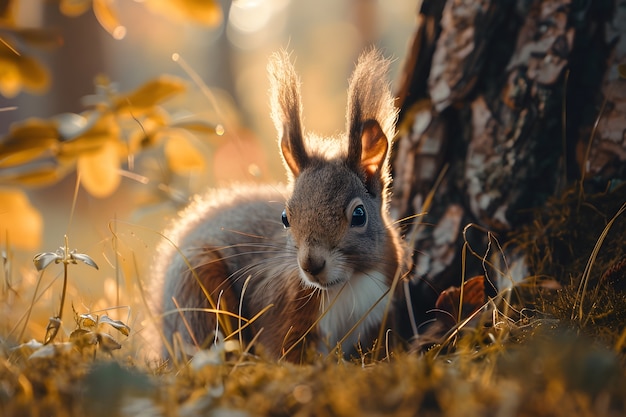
[268,50,308,178]
[345,48,397,189]
[346,49,397,151]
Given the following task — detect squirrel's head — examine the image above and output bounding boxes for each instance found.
[268,49,399,289]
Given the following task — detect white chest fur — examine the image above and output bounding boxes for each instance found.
[318,271,390,355]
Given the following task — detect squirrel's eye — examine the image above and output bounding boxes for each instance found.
[281,209,290,228]
[350,205,367,227]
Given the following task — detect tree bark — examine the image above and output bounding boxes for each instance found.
[391,0,626,342]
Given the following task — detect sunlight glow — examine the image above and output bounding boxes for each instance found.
[228,1,272,34]
[227,0,289,48]
[112,26,127,40]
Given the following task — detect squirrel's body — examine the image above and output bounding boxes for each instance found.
[155,49,403,361]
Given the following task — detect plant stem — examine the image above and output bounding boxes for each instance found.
[58,261,67,321]
[58,235,70,321]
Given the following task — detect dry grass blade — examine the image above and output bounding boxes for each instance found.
[573,201,626,323]
[280,283,349,361]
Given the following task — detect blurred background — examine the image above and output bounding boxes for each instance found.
[0,0,415,356]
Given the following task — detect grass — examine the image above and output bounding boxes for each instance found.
[1,183,626,416]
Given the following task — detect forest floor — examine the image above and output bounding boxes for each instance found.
[1,183,626,417]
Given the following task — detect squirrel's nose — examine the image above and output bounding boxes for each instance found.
[301,256,326,277]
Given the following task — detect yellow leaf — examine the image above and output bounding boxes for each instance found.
[0,188,42,250]
[18,55,50,92]
[78,140,121,198]
[169,120,226,146]
[93,0,126,40]
[0,0,17,25]
[164,131,206,173]
[0,160,68,187]
[11,28,63,50]
[14,170,64,187]
[0,118,58,168]
[144,0,222,26]
[58,112,119,159]
[618,64,626,80]
[0,146,53,169]
[59,0,91,17]
[0,46,50,96]
[127,110,169,153]
[171,120,222,134]
[172,0,222,26]
[8,118,58,140]
[0,57,21,98]
[115,76,186,114]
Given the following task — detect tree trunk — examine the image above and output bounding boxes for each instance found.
[391,0,626,341]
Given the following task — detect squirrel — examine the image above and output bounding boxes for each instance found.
[154,48,405,362]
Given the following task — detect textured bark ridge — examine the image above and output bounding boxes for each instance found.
[392,0,626,342]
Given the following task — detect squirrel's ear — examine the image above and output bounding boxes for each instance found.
[359,119,388,178]
[269,50,308,177]
[347,119,389,183]
[280,126,307,177]
[345,49,396,190]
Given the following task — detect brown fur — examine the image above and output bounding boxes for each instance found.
[153,49,404,362]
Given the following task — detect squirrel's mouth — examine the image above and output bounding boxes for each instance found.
[318,278,345,290]
[299,270,346,290]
